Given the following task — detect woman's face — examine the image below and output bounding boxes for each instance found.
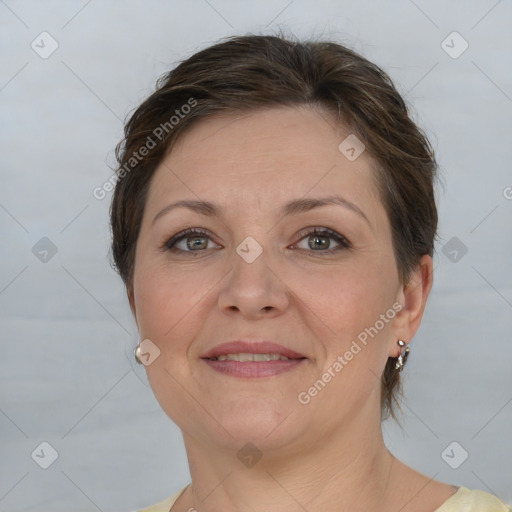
[130,106,411,451]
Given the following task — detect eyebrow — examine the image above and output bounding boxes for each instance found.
[152,195,371,229]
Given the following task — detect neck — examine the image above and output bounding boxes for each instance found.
[180,409,397,511]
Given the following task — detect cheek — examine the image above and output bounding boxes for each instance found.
[291,260,392,332]
[133,261,207,418]
[132,254,215,348]
[290,258,396,392]
[294,265,395,413]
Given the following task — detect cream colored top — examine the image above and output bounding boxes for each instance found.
[137,485,511,512]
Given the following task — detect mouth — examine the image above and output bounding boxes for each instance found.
[207,353,296,362]
[200,341,307,378]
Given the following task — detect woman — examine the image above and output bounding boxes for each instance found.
[110,34,511,512]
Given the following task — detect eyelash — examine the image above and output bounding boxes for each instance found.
[161,227,351,256]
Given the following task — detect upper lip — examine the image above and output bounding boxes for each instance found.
[200,341,306,359]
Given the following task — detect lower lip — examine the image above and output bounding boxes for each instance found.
[202,358,306,378]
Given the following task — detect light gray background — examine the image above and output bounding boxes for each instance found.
[1,1,511,511]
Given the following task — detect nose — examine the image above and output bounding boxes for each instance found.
[217,243,290,320]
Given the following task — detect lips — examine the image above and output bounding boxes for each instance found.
[200,341,306,360]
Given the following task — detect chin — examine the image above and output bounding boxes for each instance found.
[210,397,300,447]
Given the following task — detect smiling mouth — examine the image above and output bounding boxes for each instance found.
[201,352,307,378]
[206,353,301,362]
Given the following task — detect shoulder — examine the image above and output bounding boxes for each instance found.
[135,485,188,512]
[436,486,511,512]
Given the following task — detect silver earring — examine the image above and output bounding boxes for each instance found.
[395,339,410,372]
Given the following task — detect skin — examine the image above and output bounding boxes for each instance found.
[129,106,457,511]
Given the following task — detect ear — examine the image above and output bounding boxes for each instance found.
[390,254,433,357]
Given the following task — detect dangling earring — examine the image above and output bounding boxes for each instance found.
[395,339,410,372]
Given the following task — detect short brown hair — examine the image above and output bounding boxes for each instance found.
[110,33,438,420]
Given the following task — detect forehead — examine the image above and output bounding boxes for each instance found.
[145,107,385,226]
[166,106,357,176]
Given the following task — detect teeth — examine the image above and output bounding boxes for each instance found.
[213,353,291,362]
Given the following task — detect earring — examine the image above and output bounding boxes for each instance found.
[134,343,143,365]
[395,339,410,372]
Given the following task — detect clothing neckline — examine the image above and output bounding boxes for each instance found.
[433,485,463,511]
[168,484,465,511]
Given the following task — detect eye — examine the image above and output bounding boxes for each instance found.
[292,227,351,254]
[162,227,351,256]
[162,228,220,255]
